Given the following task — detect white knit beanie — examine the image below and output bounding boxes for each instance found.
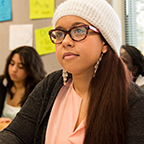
[52,0,122,55]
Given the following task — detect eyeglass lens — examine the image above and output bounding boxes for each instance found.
[49,26,88,44]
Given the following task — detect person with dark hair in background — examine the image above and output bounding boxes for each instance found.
[0,0,144,144]
[120,44,144,90]
[0,46,46,129]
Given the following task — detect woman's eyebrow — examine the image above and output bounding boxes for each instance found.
[10,59,24,65]
[55,26,64,29]
[10,59,14,62]
[71,22,86,26]
[55,22,87,29]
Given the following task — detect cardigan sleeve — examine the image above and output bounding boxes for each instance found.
[0,76,7,116]
[0,70,63,144]
[126,85,144,144]
[0,77,47,144]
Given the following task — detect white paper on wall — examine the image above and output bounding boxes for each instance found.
[9,24,33,50]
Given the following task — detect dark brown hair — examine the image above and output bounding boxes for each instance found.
[121,44,144,77]
[83,47,131,144]
[2,45,47,106]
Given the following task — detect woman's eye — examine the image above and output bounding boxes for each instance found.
[74,28,85,34]
[9,61,14,66]
[56,32,64,38]
[18,64,24,69]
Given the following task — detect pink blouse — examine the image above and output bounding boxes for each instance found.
[45,79,86,144]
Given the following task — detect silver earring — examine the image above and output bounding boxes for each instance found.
[62,69,68,85]
[93,53,103,77]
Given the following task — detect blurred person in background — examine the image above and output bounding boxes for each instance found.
[120,44,144,90]
[0,46,46,127]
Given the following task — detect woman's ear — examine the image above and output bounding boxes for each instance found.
[102,43,108,54]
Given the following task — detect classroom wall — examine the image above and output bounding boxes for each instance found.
[112,0,125,44]
[0,0,119,75]
[0,0,65,75]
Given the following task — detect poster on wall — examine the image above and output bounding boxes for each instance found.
[9,24,33,50]
[0,0,12,22]
[35,26,55,55]
[30,0,54,19]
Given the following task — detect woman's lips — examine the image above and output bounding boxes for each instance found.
[63,52,79,59]
[11,74,17,78]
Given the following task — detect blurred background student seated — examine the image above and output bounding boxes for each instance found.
[120,44,144,90]
[0,46,46,130]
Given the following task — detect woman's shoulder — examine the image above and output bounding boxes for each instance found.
[0,76,7,99]
[44,70,72,85]
[0,75,6,87]
[46,70,63,79]
[43,70,63,85]
[0,75,4,81]
[129,82,144,107]
[126,82,144,144]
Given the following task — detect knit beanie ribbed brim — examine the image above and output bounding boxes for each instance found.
[52,0,122,55]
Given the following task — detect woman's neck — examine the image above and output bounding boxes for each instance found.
[12,82,25,94]
[8,82,25,107]
[14,81,24,88]
[72,74,92,99]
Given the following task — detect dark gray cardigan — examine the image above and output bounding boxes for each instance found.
[0,70,144,144]
[0,76,7,117]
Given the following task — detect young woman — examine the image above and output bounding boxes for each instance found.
[0,0,144,144]
[0,46,46,124]
[120,44,144,90]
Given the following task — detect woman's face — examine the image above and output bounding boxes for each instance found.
[120,48,134,71]
[8,53,28,84]
[55,16,108,76]
[120,48,137,77]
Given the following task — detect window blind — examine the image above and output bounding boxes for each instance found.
[123,0,137,46]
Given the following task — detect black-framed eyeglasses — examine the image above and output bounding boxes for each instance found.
[48,25,100,44]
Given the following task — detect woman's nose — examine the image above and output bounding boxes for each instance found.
[62,34,74,47]
[12,64,18,72]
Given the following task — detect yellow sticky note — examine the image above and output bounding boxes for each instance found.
[35,26,55,55]
[30,0,54,19]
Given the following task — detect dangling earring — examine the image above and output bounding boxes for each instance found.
[93,53,103,77]
[62,69,68,85]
